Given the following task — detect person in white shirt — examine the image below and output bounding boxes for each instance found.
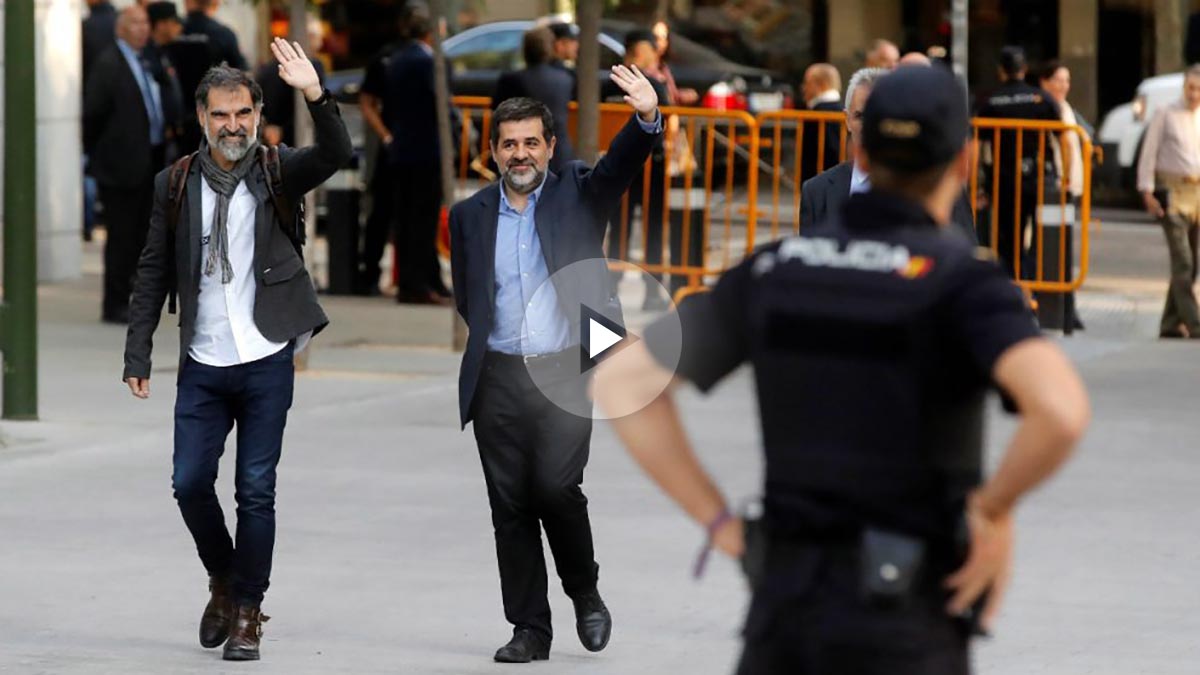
[122,38,352,660]
[1136,65,1200,338]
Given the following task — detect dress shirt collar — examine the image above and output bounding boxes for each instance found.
[850,161,870,195]
[807,89,840,109]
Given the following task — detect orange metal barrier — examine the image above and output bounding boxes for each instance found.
[755,110,849,239]
[593,103,760,296]
[446,96,1090,300]
[970,118,1093,294]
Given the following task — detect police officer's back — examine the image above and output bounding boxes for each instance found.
[595,66,1089,674]
[976,46,1061,276]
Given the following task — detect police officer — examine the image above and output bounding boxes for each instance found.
[594,65,1090,674]
[976,46,1062,279]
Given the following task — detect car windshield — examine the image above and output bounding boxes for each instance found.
[446,28,524,72]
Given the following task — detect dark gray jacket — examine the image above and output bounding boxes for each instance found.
[123,94,353,381]
[800,161,978,244]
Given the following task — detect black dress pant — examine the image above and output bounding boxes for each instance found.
[392,164,447,296]
[472,352,600,641]
[100,177,154,318]
[359,161,396,292]
[735,543,969,675]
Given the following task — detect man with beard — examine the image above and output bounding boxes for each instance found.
[122,42,352,660]
[448,66,662,663]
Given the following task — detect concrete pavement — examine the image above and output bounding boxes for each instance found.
[2,216,1199,674]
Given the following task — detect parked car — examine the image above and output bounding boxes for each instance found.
[444,19,794,113]
[1097,72,1184,192]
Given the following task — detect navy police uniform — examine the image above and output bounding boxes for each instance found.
[643,66,1042,674]
[975,49,1061,279]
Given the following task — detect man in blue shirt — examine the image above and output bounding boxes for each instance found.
[449,67,663,663]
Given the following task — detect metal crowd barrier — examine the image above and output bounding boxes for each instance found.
[447,96,1092,301]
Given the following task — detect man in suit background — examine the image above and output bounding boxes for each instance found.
[493,27,575,173]
[799,62,843,181]
[123,49,352,660]
[84,5,167,323]
[82,0,117,83]
[547,20,579,76]
[145,2,187,163]
[183,0,247,71]
[378,3,455,304]
[801,66,977,243]
[449,67,662,663]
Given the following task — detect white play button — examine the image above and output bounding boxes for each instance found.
[588,318,624,359]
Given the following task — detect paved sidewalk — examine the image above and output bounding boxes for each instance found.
[3,217,1199,674]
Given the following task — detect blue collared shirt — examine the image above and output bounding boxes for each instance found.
[488,111,663,356]
[850,161,870,195]
[116,39,164,146]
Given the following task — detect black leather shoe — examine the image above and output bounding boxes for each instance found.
[198,577,233,649]
[571,590,612,652]
[494,629,550,663]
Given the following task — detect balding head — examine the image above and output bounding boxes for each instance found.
[116,5,150,50]
[866,39,900,69]
[803,63,841,104]
[899,51,931,67]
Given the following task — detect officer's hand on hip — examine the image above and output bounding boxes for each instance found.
[943,493,1014,632]
[609,64,659,123]
[1142,191,1165,219]
[269,37,323,103]
[126,377,150,400]
[713,517,745,558]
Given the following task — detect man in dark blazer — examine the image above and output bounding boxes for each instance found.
[84,5,167,323]
[449,66,662,663]
[493,26,575,172]
[800,63,843,181]
[122,46,352,661]
[800,66,977,243]
[380,7,455,304]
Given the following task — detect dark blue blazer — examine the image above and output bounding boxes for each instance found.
[449,114,661,427]
[493,64,576,172]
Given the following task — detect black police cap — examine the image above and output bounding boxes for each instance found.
[549,22,580,40]
[999,46,1027,75]
[146,1,181,25]
[861,65,969,172]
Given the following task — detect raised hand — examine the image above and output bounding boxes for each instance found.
[609,64,659,121]
[269,37,322,102]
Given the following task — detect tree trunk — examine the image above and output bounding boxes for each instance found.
[430,0,467,351]
[290,0,316,371]
[576,0,602,164]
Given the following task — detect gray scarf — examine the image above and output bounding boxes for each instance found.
[197,141,259,283]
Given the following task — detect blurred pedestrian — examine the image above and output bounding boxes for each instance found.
[84,5,166,324]
[976,46,1061,278]
[82,0,118,83]
[1137,65,1200,339]
[864,38,899,69]
[123,51,352,661]
[378,2,454,304]
[448,74,662,662]
[145,1,186,163]
[548,21,579,77]
[800,63,842,180]
[899,51,931,66]
[596,65,1089,675]
[494,27,575,172]
[183,0,247,71]
[602,29,672,309]
[256,17,327,147]
[650,20,699,106]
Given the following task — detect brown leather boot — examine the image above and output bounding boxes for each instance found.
[198,577,233,649]
[222,604,270,661]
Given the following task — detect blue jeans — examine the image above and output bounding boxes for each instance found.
[173,344,295,605]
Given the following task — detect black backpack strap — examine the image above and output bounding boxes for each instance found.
[258,145,305,256]
[165,152,197,315]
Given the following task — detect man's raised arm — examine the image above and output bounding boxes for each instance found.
[581,65,662,207]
